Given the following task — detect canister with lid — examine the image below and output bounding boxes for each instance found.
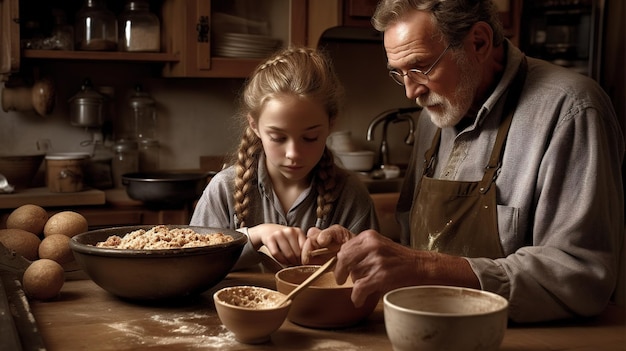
[112,140,139,188]
[45,153,90,193]
[68,79,107,127]
[118,0,161,52]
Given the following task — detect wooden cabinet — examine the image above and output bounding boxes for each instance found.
[342,0,378,28]
[0,0,20,79]
[161,0,306,78]
[1,0,308,80]
[3,0,522,80]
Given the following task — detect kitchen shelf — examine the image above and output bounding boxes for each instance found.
[22,50,180,63]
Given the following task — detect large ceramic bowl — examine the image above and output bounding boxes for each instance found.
[69,225,247,300]
[214,286,291,344]
[384,286,509,351]
[275,265,379,328]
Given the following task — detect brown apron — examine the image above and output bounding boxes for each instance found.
[410,58,527,259]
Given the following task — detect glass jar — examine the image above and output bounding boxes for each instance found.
[139,139,159,172]
[75,0,118,51]
[49,9,74,50]
[128,84,157,140]
[112,140,139,188]
[118,0,160,52]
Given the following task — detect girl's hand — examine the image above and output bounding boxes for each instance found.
[248,224,306,265]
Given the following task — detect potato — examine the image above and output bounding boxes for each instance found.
[23,259,65,300]
[6,204,48,236]
[39,234,74,265]
[0,228,41,261]
[43,211,88,238]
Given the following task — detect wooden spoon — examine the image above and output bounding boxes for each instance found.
[277,256,338,307]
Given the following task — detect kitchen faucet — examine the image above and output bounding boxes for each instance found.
[366,107,420,170]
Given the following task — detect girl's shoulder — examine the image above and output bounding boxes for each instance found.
[208,166,237,189]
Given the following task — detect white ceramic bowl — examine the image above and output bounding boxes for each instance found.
[384,286,508,351]
[334,150,375,171]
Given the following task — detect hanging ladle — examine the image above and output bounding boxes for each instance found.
[277,256,338,307]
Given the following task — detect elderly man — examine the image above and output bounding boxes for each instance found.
[303,0,624,323]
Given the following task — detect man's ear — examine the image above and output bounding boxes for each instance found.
[248,114,261,137]
[465,21,493,63]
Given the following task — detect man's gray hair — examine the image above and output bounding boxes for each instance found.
[371,0,505,48]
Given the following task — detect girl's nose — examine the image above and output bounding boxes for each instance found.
[285,141,300,160]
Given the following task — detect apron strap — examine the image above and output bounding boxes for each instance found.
[479,57,528,194]
[423,128,442,177]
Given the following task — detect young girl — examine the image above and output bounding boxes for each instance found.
[190,46,378,269]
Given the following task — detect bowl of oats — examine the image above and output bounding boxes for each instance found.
[69,225,247,300]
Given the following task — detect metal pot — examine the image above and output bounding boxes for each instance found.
[68,78,106,127]
[122,171,216,208]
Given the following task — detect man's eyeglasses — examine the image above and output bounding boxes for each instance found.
[389,44,451,86]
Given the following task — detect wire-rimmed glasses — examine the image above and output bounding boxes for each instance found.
[389,44,451,86]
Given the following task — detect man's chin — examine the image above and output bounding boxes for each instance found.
[423,106,446,128]
[429,112,461,129]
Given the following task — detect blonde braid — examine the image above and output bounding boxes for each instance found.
[233,126,261,228]
[315,148,340,227]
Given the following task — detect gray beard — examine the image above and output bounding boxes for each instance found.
[418,53,480,128]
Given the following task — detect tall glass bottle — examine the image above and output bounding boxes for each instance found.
[128,84,157,140]
[128,85,160,171]
[75,0,118,51]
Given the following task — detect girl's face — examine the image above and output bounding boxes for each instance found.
[250,95,331,187]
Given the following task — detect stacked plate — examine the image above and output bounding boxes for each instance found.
[213,32,281,59]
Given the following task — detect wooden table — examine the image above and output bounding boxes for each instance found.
[25,270,626,351]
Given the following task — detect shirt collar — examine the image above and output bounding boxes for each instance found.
[476,39,525,125]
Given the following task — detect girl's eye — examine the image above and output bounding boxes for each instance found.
[269,135,286,142]
[303,136,319,142]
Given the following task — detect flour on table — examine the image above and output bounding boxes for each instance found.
[105,312,239,349]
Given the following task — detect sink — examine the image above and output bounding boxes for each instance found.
[359,176,404,194]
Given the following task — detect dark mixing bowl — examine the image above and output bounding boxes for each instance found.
[121,171,215,209]
[69,225,247,301]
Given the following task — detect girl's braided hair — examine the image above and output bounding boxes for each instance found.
[232,46,344,228]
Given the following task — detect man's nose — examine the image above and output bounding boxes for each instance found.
[404,80,428,100]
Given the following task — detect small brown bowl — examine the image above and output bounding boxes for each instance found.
[275,265,379,329]
[213,286,291,344]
